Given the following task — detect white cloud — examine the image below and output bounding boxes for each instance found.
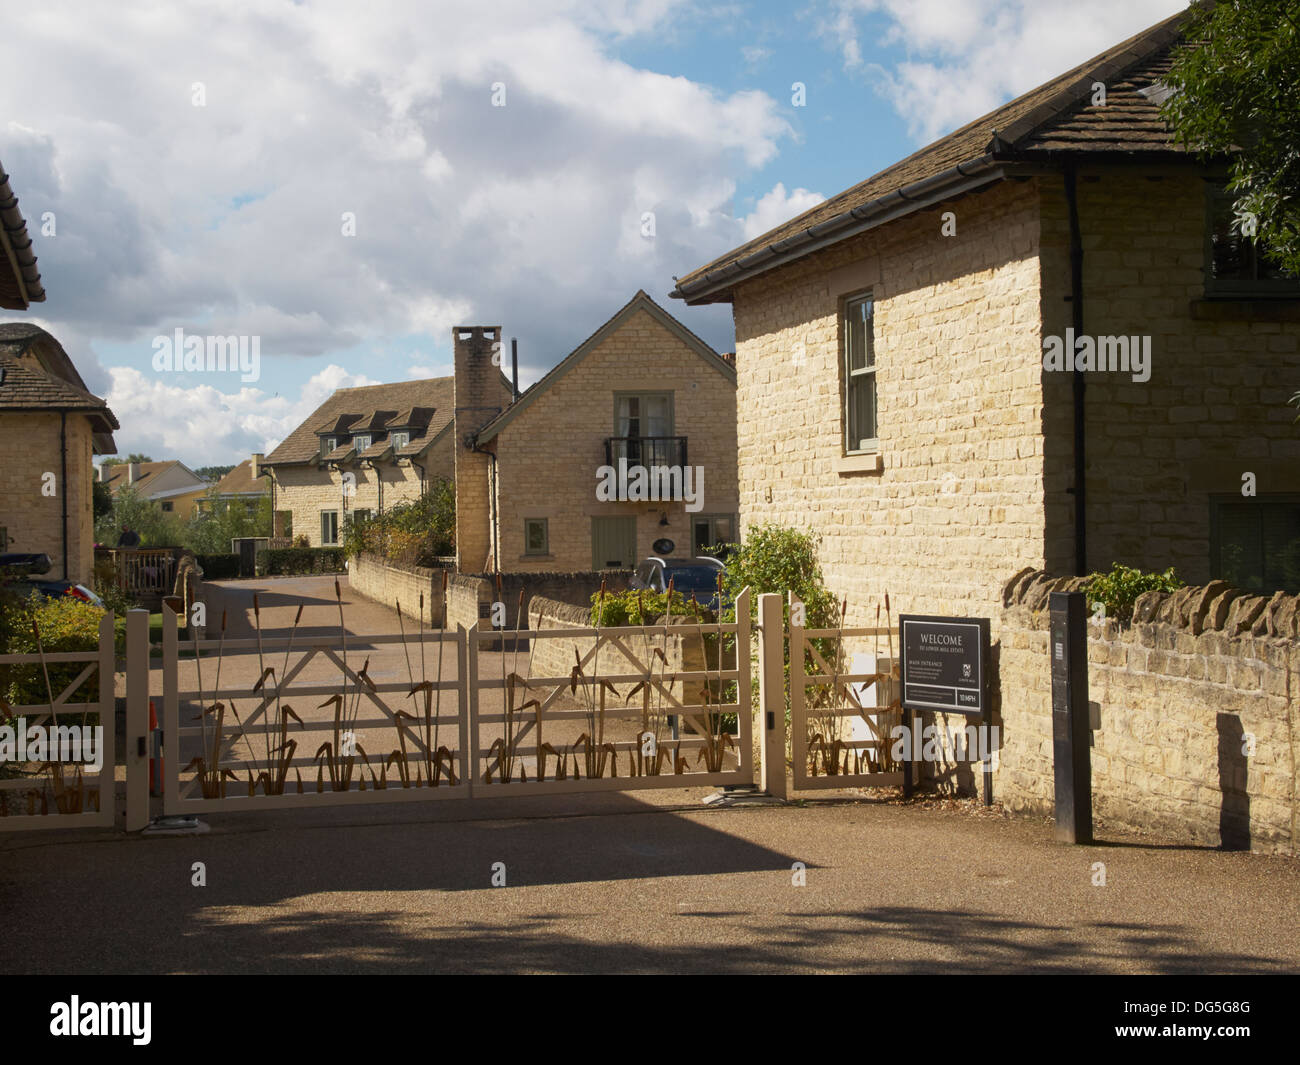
[819,0,1187,142]
[741,183,826,241]
[1,0,795,438]
[102,364,383,468]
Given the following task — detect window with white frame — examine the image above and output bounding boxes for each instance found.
[843,293,877,453]
[353,434,372,451]
[320,510,340,545]
[390,430,410,449]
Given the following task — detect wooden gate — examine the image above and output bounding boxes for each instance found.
[788,594,904,791]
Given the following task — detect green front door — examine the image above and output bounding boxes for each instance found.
[591,516,637,570]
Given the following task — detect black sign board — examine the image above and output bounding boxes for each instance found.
[899,615,989,717]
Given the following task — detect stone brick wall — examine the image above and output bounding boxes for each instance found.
[443,570,632,634]
[0,412,96,583]
[996,569,1299,854]
[270,451,452,548]
[487,305,739,573]
[1038,171,1300,584]
[453,326,508,572]
[347,552,447,627]
[730,179,1047,634]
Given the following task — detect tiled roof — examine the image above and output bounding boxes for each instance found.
[0,324,118,449]
[673,10,1189,302]
[102,460,178,495]
[0,162,45,309]
[213,459,269,496]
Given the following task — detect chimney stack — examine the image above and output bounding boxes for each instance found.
[98,463,110,483]
[251,453,263,479]
[128,462,141,484]
[451,325,503,572]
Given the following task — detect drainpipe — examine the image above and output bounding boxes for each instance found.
[471,435,499,573]
[1065,162,1087,575]
[59,411,69,580]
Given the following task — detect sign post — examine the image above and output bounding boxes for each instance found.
[1050,591,1092,843]
[899,615,992,805]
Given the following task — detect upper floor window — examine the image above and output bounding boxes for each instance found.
[843,293,877,453]
[615,393,672,438]
[353,434,372,451]
[321,436,338,456]
[1206,184,1300,298]
[390,431,410,449]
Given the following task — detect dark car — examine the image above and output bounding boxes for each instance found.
[630,556,728,612]
[0,552,105,608]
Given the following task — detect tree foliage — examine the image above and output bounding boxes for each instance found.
[341,479,455,568]
[1162,0,1300,277]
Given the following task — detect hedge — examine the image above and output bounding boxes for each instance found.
[0,592,106,711]
[256,547,347,576]
[195,553,240,580]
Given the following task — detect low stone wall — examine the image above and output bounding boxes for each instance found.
[996,570,1300,855]
[444,570,633,635]
[347,553,447,627]
[525,595,717,701]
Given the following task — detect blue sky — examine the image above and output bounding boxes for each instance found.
[0,0,1185,467]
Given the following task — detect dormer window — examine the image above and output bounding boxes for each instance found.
[322,436,338,454]
[353,434,372,451]
[390,431,409,449]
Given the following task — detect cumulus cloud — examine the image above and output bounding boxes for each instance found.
[102,364,384,468]
[741,183,826,241]
[818,0,1186,142]
[1,0,796,456]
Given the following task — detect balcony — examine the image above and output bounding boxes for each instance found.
[604,436,688,468]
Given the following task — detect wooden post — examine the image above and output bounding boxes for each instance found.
[124,609,150,831]
[97,611,115,826]
[756,592,787,799]
[162,600,180,812]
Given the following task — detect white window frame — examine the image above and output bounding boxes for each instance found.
[843,292,878,454]
[320,510,340,545]
[390,430,410,449]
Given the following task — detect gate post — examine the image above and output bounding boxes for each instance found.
[756,592,788,799]
[124,608,151,831]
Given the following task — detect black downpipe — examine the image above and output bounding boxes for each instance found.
[1065,163,1087,575]
[59,411,69,580]
[511,338,519,402]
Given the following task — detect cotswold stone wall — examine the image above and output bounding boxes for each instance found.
[347,553,448,627]
[0,413,96,583]
[443,571,632,635]
[996,569,1300,855]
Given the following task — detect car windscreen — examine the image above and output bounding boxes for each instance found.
[662,565,722,592]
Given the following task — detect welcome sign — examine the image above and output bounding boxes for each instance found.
[899,615,990,717]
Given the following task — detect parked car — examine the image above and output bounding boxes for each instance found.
[630,556,728,612]
[0,552,105,608]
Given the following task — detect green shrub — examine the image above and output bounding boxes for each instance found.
[590,588,711,627]
[0,593,107,710]
[1084,562,1184,624]
[256,547,347,576]
[343,480,455,567]
[196,553,241,580]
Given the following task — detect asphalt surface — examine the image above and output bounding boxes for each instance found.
[2,792,1297,974]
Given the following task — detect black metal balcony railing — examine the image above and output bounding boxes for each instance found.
[604,436,688,468]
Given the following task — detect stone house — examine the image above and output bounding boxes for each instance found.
[100,459,209,519]
[671,9,1300,633]
[0,324,119,583]
[263,375,511,547]
[452,291,739,573]
[0,163,118,584]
